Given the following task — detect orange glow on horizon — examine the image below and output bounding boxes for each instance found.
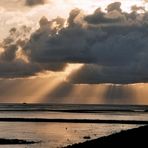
[0,77,148,104]
[19,64,83,103]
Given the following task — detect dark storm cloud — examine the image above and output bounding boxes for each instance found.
[1,2,148,84]
[84,8,123,24]
[1,44,18,61]
[0,25,31,62]
[0,23,66,78]
[68,64,148,84]
[0,59,66,78]
[25,0,48,6]
[0,60,40,78]
[84,2,124,24]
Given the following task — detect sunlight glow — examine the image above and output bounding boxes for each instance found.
[22,64,83,103]
[36,64,83,79]
[1,78,148,104]
[0,47,4,54]
[25,77,63,103]
[44,0,145,16]
[28,0,146,22]
[15,47,29,63]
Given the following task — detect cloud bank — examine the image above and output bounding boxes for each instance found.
[25,0,48,6]
[1,2,148,84]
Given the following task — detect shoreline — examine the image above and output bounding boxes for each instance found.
[0,104,147,112]
[0,118,147,124]
[65,125,148,147]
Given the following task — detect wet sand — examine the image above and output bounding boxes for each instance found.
[65,125,148,147]
[0,104,147,147]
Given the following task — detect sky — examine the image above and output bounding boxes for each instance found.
[0,0,148,104]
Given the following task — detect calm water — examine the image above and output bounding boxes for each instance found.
[0,104,147,148]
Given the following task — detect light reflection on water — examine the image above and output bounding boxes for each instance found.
[0,104,146,148]
[0,111,147,121]
[0,122,139,148]
[0,106,147,148]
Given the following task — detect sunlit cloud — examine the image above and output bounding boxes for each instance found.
[0,0,146,40]
[15,47,29,63]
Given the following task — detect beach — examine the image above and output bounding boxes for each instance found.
[0,124,147,147]
[65,124,148,147]
[0,104,147,148]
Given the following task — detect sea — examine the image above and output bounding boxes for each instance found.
[0,104,147,148]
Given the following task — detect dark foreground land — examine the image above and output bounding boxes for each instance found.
[65,125,148,148]
[0,139,39,145]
